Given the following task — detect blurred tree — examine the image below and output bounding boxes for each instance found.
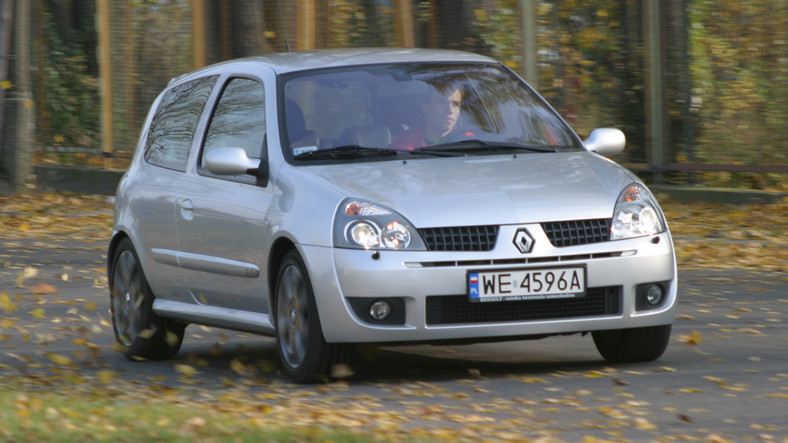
[689,0,788,187]
[203,0,272,61]
[13,0,785,191]
[435,0,492,53]
[37,0,99,150]
[46,0,96,75]
[411,0,492,53]
[663,0,693,179]
[230,0,271,57]
[328,0,394,48]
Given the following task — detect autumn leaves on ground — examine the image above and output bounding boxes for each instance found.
[0,192,786,441]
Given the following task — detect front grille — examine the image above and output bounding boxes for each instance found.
[542,219,611,247]
[419,225,499,251]
[425,286,621,325]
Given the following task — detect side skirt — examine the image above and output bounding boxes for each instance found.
[152,299,275,335]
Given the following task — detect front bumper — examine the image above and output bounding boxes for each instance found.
[301,226,677,344]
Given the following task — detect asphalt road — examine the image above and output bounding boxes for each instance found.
[1,238,786,441]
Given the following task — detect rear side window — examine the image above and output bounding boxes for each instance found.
[145,76,217,171]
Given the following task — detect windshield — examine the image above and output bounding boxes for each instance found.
[280,63,582,162]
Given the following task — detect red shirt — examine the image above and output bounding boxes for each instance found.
[389,127,428,151]
[389,127,475,151]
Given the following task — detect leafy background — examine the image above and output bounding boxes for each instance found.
[26,0,788,191]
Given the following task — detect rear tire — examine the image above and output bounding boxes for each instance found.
[109,238,185,360]
[592,325,671,363]
[275,250,353,383]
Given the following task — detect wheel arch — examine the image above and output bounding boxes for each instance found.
[268,236,297,304]
[107,231,130,278]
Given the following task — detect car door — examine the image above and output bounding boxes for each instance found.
[174,76,273,313]
[132,75,218,303]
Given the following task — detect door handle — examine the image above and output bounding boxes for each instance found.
[180,199,194,221]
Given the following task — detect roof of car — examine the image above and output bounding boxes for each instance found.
[171,48,498,84]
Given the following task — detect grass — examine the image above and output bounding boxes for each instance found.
[0,388,378,442]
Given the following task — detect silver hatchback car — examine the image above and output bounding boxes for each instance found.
[109,48,676,382]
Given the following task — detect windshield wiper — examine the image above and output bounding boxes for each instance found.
[416,139,558,154]
[293,145,399,160]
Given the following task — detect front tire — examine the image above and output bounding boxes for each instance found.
[109,237,185,360]
[592,325,671,363]
[275,250,353,383]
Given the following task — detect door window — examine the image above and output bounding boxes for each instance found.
[201,77,266,179]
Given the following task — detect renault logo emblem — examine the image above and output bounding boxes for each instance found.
[513,228,534,254]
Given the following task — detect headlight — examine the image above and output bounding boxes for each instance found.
[610,184,666,240]
[334,199,426,250]
[349,221,380,248]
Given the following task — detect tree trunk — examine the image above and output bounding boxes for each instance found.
[73,0,97,75]
[0,0,12,186]
[663,0,692,168]
[230,0,270,57]
[203,1,230,64]
[435,0,465,50]
[434,0,490,53]
[11,0,34,193]
[46,0,70,39]
[618,0,646,164]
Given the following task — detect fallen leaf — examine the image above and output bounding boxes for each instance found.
[97,370,116,384]
[181,416,206,430]
[331,363,354,379]
[30,308,46,319]
[29,283,58,295]
[678,330,703,346]
[0,293,16,313]
[679,388,702,393]
[520,376,547,384]
[229,359,249,375]
[175,364,198,377]
[678,414,694,423]
[47,353,74,367]
[163,330,180,347]
[16,267,38,287]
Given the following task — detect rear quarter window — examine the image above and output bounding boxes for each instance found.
[144,76,217,171]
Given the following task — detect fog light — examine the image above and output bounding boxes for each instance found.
[636,282,669,311]
[369,300,392,321]
[645,284,664,306]
[348,298,405,325]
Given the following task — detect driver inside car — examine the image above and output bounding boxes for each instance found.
[390,84,469,150]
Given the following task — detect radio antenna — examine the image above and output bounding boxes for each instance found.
[276,0,291,52]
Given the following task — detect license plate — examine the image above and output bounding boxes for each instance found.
[468,266,586,303]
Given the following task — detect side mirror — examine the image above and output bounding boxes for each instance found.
[583,128,626,157]
[204,147,268,186]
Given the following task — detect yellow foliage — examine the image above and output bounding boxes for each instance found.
[30,308,46,320]
[175,364,198,377]
[47,353,74,367]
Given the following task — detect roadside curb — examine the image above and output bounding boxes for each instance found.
[649,184,786,205]
[32,165,124,195]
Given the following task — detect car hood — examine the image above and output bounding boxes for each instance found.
[299,152,638,227]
